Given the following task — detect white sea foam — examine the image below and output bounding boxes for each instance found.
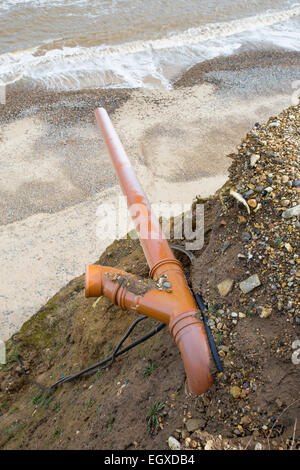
[0,5,299,90]
[0,0,86,11]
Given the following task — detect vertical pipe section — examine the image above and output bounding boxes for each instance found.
[95,108,176,272]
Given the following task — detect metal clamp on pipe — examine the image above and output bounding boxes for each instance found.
[85,108,214,395]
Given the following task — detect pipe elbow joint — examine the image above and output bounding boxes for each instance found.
[85,264,103,298]
[85,265,214,395]
[169,312,214,395]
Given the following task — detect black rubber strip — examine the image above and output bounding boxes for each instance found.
[193,292,223,373]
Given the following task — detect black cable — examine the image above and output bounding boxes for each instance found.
[52,321,166,387]
[106,315,147,368]
[170,244,195,262]
[17,316,166,391]
[193,292,223,373]
[17,355,47,391]
[53,315,148,386]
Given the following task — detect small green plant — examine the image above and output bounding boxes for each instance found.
[95,402,102,414]
[32,389,55,409]
[246,307,252,320]
[32,390,43,406]
[106,416,115,432]
[70,301,79,313]
[94,368,103,381]
[275,238,283,248]
[3,422,24,437]
[9,406,19,415]
[54,401,61,412]
[143,362,159,377]
[0,400,9,412]
[85,398,95,410]
[214,331,224,344]
[52,427,63,440]
[146,401,164,430]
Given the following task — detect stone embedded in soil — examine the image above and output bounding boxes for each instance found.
[241,231,252,242]
[217,278,234,297]
[240,415,251,425]
[186,418,205,433]
[239,274,261,294]
[168,436,181,450]
[285,242,292,253]
[247,198,257,209]
[204,440,214,450]
[230,386,242,399]
[238,215,247,224]
[250,154,260,167]
[258,306,272,319]
[282,204,300,219]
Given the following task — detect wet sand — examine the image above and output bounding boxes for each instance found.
[0,48,299,340]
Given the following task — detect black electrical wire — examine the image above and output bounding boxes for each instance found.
[17,315,166,392]
[106,315,148,369]
[52,315,149,386]
[55,320,166,386]
[193,292,223,373]
[17,354,47,391]
[170,244,195,263]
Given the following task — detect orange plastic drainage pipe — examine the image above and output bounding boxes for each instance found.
[95,107,175,271]
[86,108,214,395]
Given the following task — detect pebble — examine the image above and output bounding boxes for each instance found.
[244,190,254,199]
[168,436,181,450]
[241,232,252,242]
[250,154,260,167]
[186,418,204,433]
[238,215,247,224]
[241,415,251,425]
[230,386,242,399]
[264,186,273,193]
[258,306,272,319]
[285,242,292,253]
[248,199,257,209]
[221,241,231,253]
[204,440,214,450]
[239,274,261,294]
[217,278,234,297]
[282,204,300,219]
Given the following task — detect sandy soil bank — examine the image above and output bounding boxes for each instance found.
[0,49,299,340]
